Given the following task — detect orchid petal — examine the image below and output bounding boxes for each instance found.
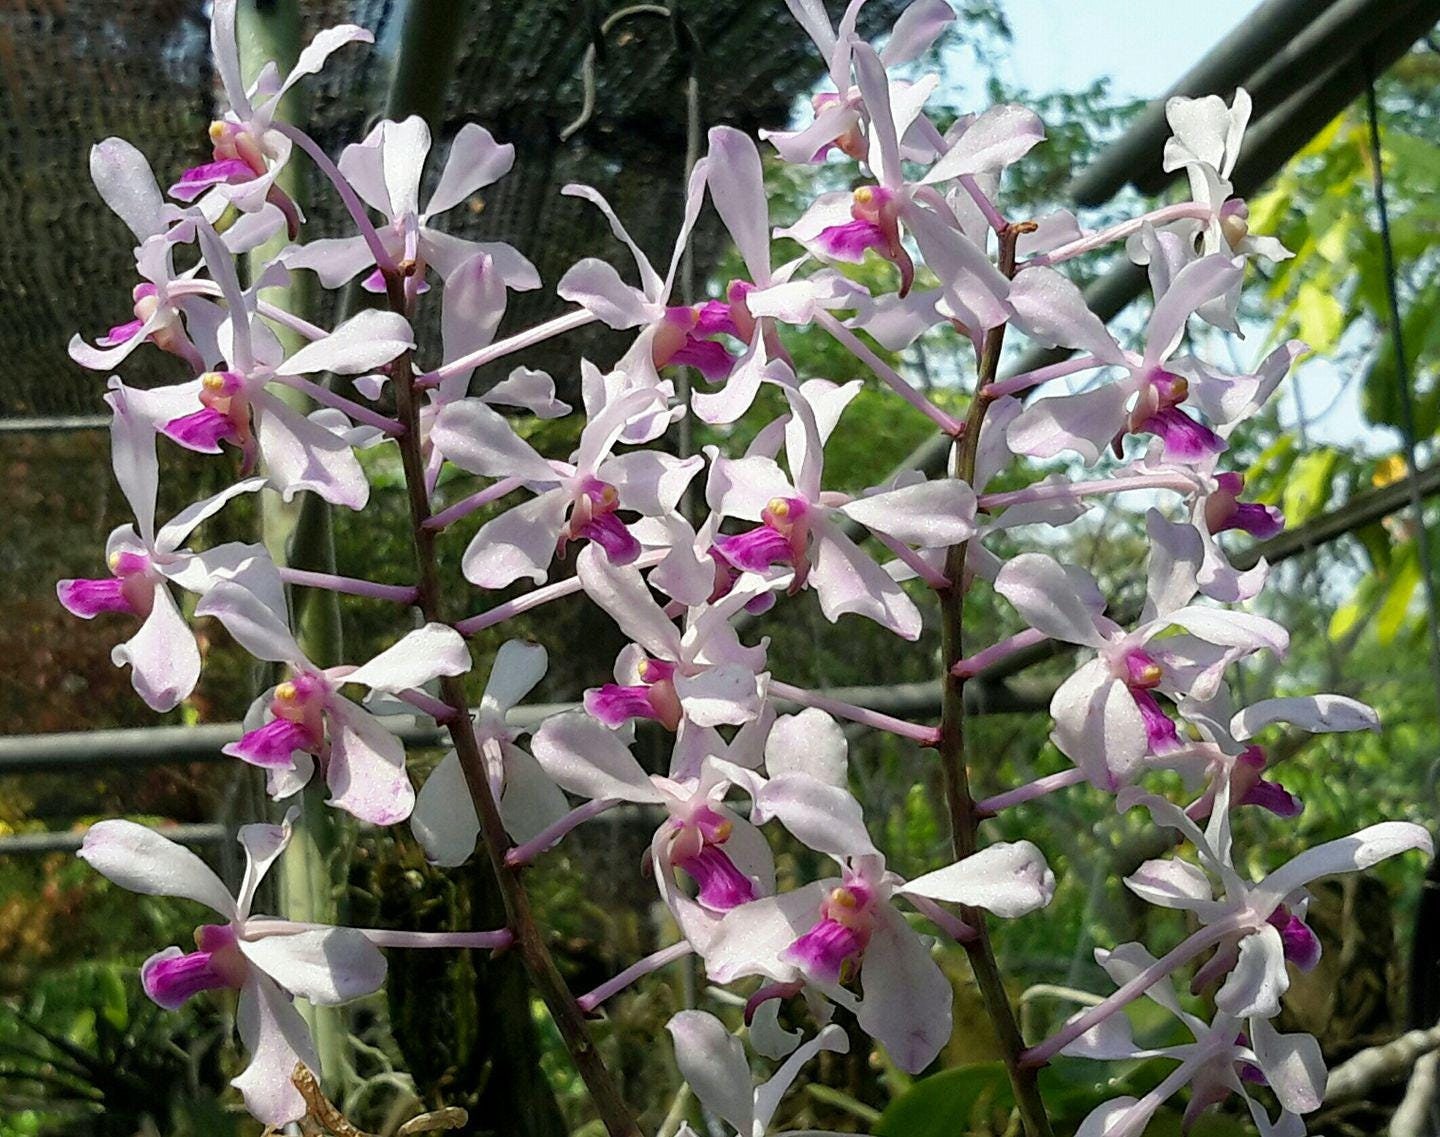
[856,904,952,1074]
[78,820,237,919]
[900,840,1055,916]
[324,699,415,825]
[530,711,665,804]
[345,624,470,693]
[114,584,202,712]
[232,972,319,1127]
[666,1011,755,1136]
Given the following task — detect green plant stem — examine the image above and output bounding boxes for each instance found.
[237,0,348,1095]
[381,268,643,1137]
[937,223,1052,1137]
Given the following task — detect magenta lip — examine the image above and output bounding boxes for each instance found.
[783,916,867,985]
[675,845,756,911]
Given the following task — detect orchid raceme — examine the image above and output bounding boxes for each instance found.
[56,2,1434,1133]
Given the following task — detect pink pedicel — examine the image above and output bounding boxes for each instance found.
[783,878,875,984]
[585,657,682,730]
[561,478,641,566]
[58,551,155,619]
[226,673,326,769]
[1267,906,1322,972]
[141,924,247,1010]
[1206,472,1285,539]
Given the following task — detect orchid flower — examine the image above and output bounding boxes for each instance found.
[529,711,777,942]
[57,382,272,711]
[1119,779,1431,1021]
[764,0,955,166]
[578,543,773,736]
[778,40,1036,315]
[1005,256,1249,465]
[1168,684,1381,823]
[706,377,976,639]
[1125,90,1293,330]
[556,167,711,443]
[993,537,1289,790]
[704,809,1053,1073]
[196,580,471,825]
[168,0,372,232]
[666,1010,851,1137]
[78,813,386,1127]
[410,640,568,863]
[152,221,412,507]
[283,116,539,297]
[1062,943,1324,1137]
[696,125,866,424]
[67,139,248,374]
[431,385,700,587]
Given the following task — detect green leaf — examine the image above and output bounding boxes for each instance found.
[1377,545,1422,644]
[1281,449,1338,526]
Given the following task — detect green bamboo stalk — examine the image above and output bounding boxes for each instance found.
[234,0,349,1097]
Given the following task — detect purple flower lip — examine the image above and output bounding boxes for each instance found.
[225,674,327,768]
[1137,406,1227,462]
[168,157,256,202]
[675,845,756,911]
[1131,687,1181,753]
[782,882,875,985]
[164,407,238,454]
[1266,906,1322,971]
[817,218,888,260]
[140,924,246,1010]
[712,525,793,574]
[224,716,319,769]
[58,551,156,619]
[562,478,641,566]
[98,317,146,348]
[784,913,869,985]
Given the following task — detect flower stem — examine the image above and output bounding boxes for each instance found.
[277,566,418,604]
[984,354,1105,399]
[381,266,644,1137]
[768,679,941,745]
[505,799,621,868]
[274,121,397,276]
[814,311,963,436]
[1020,921,1234,1067]
[270,373,406,435]
[937,221,1054,1137]
[577,941,695,1013]
[453,550,667,636]
[418,309,597,390]
[1022,202,1214,267]
[423,476,525,531]
[952,628,1049,679]
[975,768,1087,816]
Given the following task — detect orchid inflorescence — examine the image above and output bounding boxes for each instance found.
[61,1,1431,1134]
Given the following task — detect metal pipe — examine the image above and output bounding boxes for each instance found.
[0,821,227,855]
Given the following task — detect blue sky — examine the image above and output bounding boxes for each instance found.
[999,0,1258,99]
[984,0,1380,452]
